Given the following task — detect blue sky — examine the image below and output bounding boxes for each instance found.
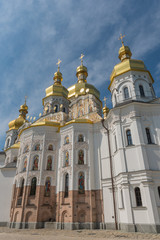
[0,0,160,150]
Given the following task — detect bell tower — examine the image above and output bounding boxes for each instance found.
[109,35,156,108]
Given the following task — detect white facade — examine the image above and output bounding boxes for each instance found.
[0,44,160,233]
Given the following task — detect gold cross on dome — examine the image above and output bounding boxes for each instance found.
[25,96,27,105]
[119,34,125,46]
[56,59,62,71]
[103,96,107,107]
[79,54,84,65]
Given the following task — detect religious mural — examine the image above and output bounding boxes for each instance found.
[35,144,40,151]
[78,134,84,142]
[78,172,85,194]
[65,151,69,167]
[64,135,69,144]
[48,144,53,151]
[23,145,29,154]
[47,156,52,170]
[23,157,27,171]
[45,177,51,197]
[33,155,39,171]
[78,150,84,165]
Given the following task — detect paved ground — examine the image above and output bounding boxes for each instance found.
[0,227,160,240]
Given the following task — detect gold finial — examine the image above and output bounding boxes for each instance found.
[103,96,107,107]
[25,96,27,105]
[56,59,62,72]
[119,34,125,46]
[79,54,84,66]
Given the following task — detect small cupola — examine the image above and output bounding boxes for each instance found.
[76,54,88,83]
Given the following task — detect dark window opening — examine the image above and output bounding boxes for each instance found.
[126,130,133,146]
[135,187,142,207]
[145,128,152,144]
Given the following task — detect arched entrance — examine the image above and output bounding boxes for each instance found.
[78,210,85,229]
[61,211,68,229]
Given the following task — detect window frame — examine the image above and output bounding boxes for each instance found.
[135,187,142,207]
[126,129,133,146]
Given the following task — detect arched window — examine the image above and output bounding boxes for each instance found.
[13,157,17,163]
[19,179,24,197]
[34,144,40,151]
[139,85,145,97]
[54,105,58,113]
[158,186,160,198]
[32,155,39,171]
[126,130,133,146]
[78,172,85,194]
[6,138,10,149]
[44,177,51,197]
[124,87,129,99]
[64,135,69,144]
[78,150,84,165]
[145,128,152,144]
[23,157,27,171]
[78,134,84,142]
[48,144,53,151]
[64,151,69,167]
[23,145,29,153]
[64,173,69,198]
[114,95,117,105]
[46,156,52,170]
[30,177,37,196]
[135,187,142,206]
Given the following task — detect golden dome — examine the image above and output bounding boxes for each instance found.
[76,65,88,78]
[8,101,28,130]
[108,42,154,91]
[68,82,100,99]
[8,115,26,130]
[42,61,68,105]
[53,59,63,85]
[53,70,63,85]
[118,45,132,61]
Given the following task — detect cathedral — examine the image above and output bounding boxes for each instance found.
[0,38,160,234]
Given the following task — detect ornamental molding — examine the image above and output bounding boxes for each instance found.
[74,142,89,150]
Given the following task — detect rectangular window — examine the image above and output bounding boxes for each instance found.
[145,128,152,144]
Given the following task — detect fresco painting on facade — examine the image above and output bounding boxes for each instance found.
[78,150,84,164]
[78,172,85,194]
[78,134,84,142]
[48,144,53,151]
[23,145,29,153]
[35,144,40,151]
[47,156,52,170]
[65,151,69,167]
[33,156,39,170]
[64,135,69,144]
[23,157,27,171]
[45,178,51,197]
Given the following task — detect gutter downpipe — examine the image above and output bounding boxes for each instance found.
[101,118,118,230]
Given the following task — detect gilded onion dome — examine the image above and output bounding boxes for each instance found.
[108,36,154,91]
[68,54,100,99]
[8,100,28,130]
[42,60,68,105]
